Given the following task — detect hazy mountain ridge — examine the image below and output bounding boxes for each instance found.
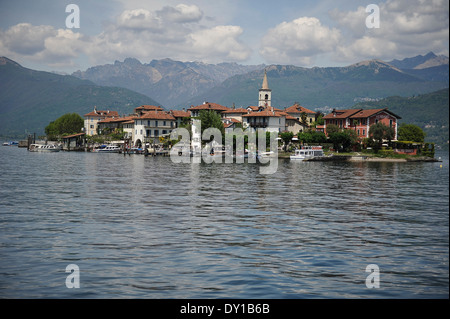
[73,58,264,107]
[388,52,449,69]
[0,57,161,138]
[72,53,448,109]
[184,58,448,109]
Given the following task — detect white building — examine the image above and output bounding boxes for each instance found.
[84,107,119,136]
[133,110,176,147]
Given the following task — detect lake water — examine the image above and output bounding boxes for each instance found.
[0,146,448,298]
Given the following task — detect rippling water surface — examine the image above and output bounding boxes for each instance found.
[0,146,448,298]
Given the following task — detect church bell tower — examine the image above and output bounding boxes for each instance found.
[258,69,272,108]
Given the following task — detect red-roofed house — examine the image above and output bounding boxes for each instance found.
[170,109,191,128]
[134,105,164,115]
[187,102,231,117]
[97,115,137,139]
[242,108,285,133]
[133,110,176,146]
[285,103,317,126]
[84,106,120,136]
[322,108,401,140]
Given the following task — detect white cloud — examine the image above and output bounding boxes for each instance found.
[0,3,251,69]
[259,0,449,66]
[330,0,449,62]
[260,17,342,65]
[157,4,203,23]
[1,23,56,55]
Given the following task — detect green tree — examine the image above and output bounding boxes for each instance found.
[300,112,308,126]
[369,122,395,149]
[280,131,294,151]
[312,113,324,127]
[328,130,357,152]
[297,130,327,144]
[398,124,425,142]
[45,113,84,140]
[197,110,224,143]
[326,124,340,135]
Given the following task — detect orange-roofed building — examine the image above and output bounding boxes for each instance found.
[187,102,231,117]
[170,109,191,128]
[133,110,176,146]
[97,115,137,139]
[285,103,317,126]
[134,105,164,115]
[322,108,401,140]
[84,106,120,136]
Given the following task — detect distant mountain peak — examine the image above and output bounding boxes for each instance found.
[347,59,404,73]
[0,56,22,67]
[388,52,448,70]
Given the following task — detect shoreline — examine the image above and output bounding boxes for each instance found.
[302,154,440,162]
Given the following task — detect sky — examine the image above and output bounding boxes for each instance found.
[0,0,448,73]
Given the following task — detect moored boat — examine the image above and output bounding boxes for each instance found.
[93,145,121,153]
[290,146,324,161]
[3,141,19,146]
[29,144,61,152]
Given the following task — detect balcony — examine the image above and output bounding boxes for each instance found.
[249,122,268,128]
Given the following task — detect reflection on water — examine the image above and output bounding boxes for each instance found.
[0,147,448,298]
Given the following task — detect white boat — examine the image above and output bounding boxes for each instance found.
[94,145,121,153]
[3,141,18,146]
[29,144,61,152]
[257,151,276,160]
[290,146,324,161]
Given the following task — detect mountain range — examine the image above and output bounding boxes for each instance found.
[0,57,160,138]
[73,58,263,107]
[72,52,448,110]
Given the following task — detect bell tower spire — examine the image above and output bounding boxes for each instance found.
[258,69,272,108]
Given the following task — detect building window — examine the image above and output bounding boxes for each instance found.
[390,119,393,127]
[375,119,379,124]
[146,130,151,137]
[163,121,166,126]
[357,129,360,136]
[155,120,158,127]
[90,125,94,129]
[154,130,159,136]
[162,130,167,135]
[363,129,365,136]
[148,120,150,126]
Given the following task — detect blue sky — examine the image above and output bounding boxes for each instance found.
[0,0,448,73]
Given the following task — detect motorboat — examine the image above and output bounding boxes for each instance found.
[28,144,61,152]
[257,151,276,161]
[94,145,121,153]
[3,141,18,146]
[290,146,324,161]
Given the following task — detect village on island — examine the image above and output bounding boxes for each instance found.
[18,70,436,162]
